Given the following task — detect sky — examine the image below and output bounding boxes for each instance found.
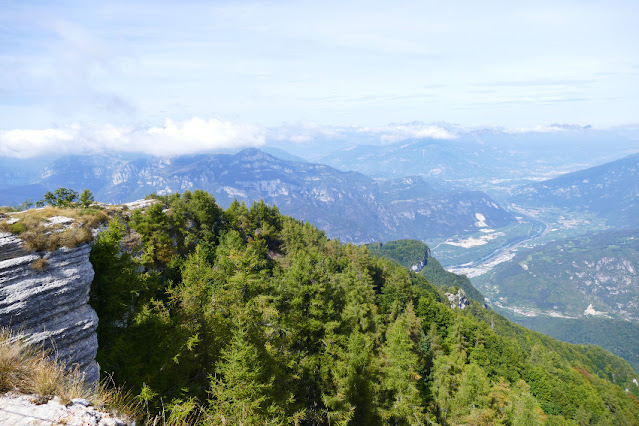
[1,0,638,157]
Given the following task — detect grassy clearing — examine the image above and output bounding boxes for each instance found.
[0,327,140,420]
[0,207,109,252]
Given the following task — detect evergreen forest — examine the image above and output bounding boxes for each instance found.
[88,190,639,425]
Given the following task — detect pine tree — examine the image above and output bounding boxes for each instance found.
[80,189,94,208]
[208,325,277,425]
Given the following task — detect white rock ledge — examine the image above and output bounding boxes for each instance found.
[0,232,99,384]
[0,392,129,425]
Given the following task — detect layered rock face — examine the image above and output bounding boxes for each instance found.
[0,232,99,384]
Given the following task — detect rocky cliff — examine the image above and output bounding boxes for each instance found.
[410,246,431,272]
[445,289,470,310]
[0,232,99,384]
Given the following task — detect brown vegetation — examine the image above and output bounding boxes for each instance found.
[0,327,92,403]
[0,327,139,418]
[0,207,109,252]
[30,258,48,272]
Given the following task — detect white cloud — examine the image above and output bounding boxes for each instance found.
[0,127,78,158]
[0,117,266,158]
[145,118,265,155]
[505,124,590,134]
[266,121,458,145]
[371,123,458,143]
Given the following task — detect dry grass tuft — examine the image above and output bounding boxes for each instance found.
[0,327,90,401]
[146,403,203,426]
[93,382,141,421]
[31,258,48,272]
[0,327,141,420]
[0,330,31,393]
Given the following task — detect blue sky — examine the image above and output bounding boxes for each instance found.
[1,0,638,157]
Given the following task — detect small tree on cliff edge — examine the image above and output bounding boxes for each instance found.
[80,189,94,208]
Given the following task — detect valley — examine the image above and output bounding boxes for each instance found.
[431,213,546,275]
[473,229,639,320]
[471,227,639,371]
[4,2,639,423]
[432,205,610,276]
[2,131,639,379]
[2,133,639,424]
[328,146,639,374]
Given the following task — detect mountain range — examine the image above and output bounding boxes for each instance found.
[317,128,639,194]
[0,149,515,243]
[511,152,639,228]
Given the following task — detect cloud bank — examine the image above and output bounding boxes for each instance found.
[369,123,457,143]
[0,118,611,160]
[0,118,266,158]
[266,122,458,145]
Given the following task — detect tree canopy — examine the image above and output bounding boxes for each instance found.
[89,191,639,425]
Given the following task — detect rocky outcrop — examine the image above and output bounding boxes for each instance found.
[0,232,99,384]
[0,393,129,425]
[410,246,431,273]
[445,289,470,310]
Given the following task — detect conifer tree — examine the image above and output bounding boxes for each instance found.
[80,189,94,208]
[511,380,545,426]
[209,325,276,425]
[450,362,491,421]
[379,304,425,425]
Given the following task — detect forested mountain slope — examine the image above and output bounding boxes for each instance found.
[365,239,485,304]
[514,316,639,374]
[475,229,639,321]
[85,191,639,424]
[474,228,639,372]
[511,152,639,228]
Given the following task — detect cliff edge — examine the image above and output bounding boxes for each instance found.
[0,232,99,384]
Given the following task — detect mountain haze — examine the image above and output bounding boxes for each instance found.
[319,128,639,192]
[512,152,639,228]
[0,149,515,243]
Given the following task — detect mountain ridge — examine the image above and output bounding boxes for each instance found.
[0,149,516,244]
[511,152,639,228]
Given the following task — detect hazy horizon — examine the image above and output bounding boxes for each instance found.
[2,1,639,157]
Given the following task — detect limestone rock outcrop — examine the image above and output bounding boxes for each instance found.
[410,246,431,273]
[0,232,99,384]
[445,289,470,310]
[0,392,129,425]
